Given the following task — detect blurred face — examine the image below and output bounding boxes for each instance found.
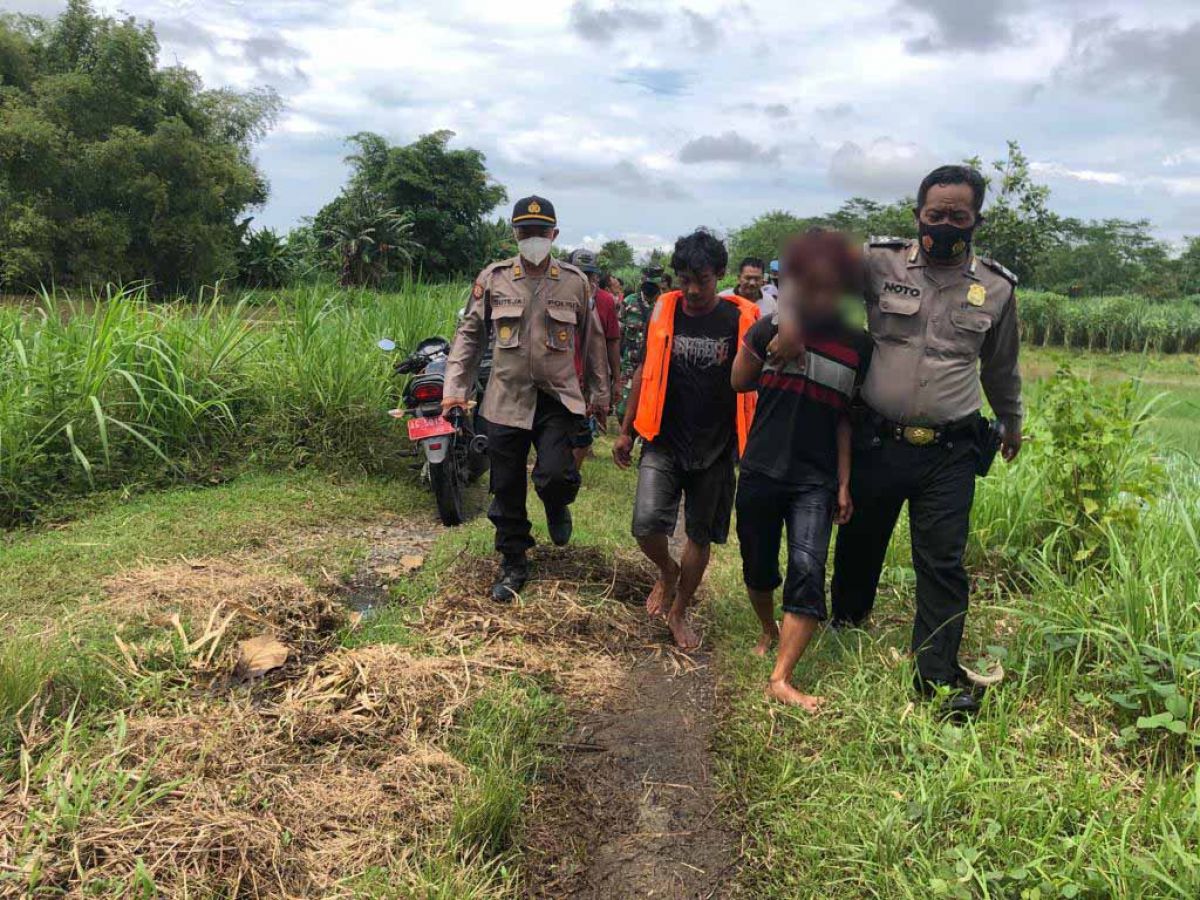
[797,275,842,322]
[737,264,764,299]
[678,266,722,312]
[782,254,845,324]
[916,183,977,230]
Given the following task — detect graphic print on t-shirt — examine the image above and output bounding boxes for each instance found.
[654,301,741,471]
[672,334,733,368]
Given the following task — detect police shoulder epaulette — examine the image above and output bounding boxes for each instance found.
[478,259,511,279]
[868,236,910,249]
[979,256,1019,285]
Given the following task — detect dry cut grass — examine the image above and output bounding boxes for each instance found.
[0,544,661,897]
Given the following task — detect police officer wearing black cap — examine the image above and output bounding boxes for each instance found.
[444,196,610,601]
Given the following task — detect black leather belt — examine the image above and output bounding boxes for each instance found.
[873,413,980,447]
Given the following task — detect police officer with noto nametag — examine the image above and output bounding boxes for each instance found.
[774,165,1023,717]
[443,196,610,602]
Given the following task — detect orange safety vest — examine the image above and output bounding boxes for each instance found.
[633,291,759,456]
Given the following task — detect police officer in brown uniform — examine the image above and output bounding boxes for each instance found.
[778,165,1021,715]
[444,196,610,601]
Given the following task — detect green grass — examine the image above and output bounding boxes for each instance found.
[0,469,422,615]
[0,282,466,524]
[1022,291,1200,354]
[541,365,1200,897]
[4,309,1200,894]
[1022,346,1200,454]
[450,677,562,859]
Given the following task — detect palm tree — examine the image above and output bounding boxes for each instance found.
[320,192,420,287]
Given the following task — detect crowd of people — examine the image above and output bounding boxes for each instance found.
[441,163,1023,717]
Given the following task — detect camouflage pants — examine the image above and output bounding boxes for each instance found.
[616,368,636,421]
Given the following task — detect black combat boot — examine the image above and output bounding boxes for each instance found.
[545,505,573,547]
[491,555,529,603]
[915,672,984,720]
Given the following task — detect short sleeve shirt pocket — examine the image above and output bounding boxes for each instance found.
[873,292,922,341]
[490,303,523,350]
[545,305,576,352]
[949,307,992,353]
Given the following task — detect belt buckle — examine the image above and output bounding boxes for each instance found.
[902,426,935,446]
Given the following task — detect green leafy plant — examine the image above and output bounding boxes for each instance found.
[237,227,296,288]
[1030,367,1164,567]
[319,192,420,288]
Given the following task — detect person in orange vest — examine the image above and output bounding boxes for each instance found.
[612,229,759,650]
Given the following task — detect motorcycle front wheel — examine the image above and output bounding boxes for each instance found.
[429,457,466,526]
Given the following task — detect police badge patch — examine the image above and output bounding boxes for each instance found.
[472,282,484,299]
[968,283,987,306]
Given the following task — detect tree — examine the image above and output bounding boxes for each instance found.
[728,210,812,266]
[598,239,635,271]
[237,227,295,289]
[319,190,419,288]
[1038,218,1175,296]
[314,130,507,279]
[819,197,917,240]
[971,141,1056,284]
[0,1,279,292]
[1178,237,1200,296]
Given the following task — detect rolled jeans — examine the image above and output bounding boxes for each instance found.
[735,470,835,620]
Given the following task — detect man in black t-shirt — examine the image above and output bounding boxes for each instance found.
[613,230,755,650]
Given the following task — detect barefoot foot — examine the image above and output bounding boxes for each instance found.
[752,624,779,657]
[668,608,701,650]
[765,679,825,712]
[645,560,680,619]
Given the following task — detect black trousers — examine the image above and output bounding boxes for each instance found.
[485,391,582,559]
[830,428,978,685]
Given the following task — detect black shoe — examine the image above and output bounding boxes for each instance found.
[546,505,573,547]
[916,675,984,719]
[491,558,528,603]
[940,688,982,719]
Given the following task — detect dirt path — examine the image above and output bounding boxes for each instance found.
[529,648,738,898]
[528,509,740,899]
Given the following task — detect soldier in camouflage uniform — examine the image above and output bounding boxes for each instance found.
[616,266,663,419]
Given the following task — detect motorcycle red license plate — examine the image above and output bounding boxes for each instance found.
[407,415,455,441]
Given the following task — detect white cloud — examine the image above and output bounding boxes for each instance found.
[1030,162,1130,186]
[17,0,1200,242]
[580,232,673,257]
[828,138,939,198]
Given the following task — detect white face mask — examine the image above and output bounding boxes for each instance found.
[517,237,552,266]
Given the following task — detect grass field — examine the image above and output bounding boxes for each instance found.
[0,283,467,526]
[2,289,1199,895]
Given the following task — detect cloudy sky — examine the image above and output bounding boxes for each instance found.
[16,0,1200,254]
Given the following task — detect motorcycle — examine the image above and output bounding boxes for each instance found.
[377,335,490,526]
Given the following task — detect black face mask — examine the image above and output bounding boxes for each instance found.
[919,221,975,261]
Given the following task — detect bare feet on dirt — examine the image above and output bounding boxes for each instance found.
[766,678,825,712]
[753,623,779,657]
[668,608,701,650]
[645,560,679,619]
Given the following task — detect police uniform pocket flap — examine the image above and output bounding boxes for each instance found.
[490,307,522,349]
[545,305,576,352]
[878,294,921,316]
[950,308,991,333]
